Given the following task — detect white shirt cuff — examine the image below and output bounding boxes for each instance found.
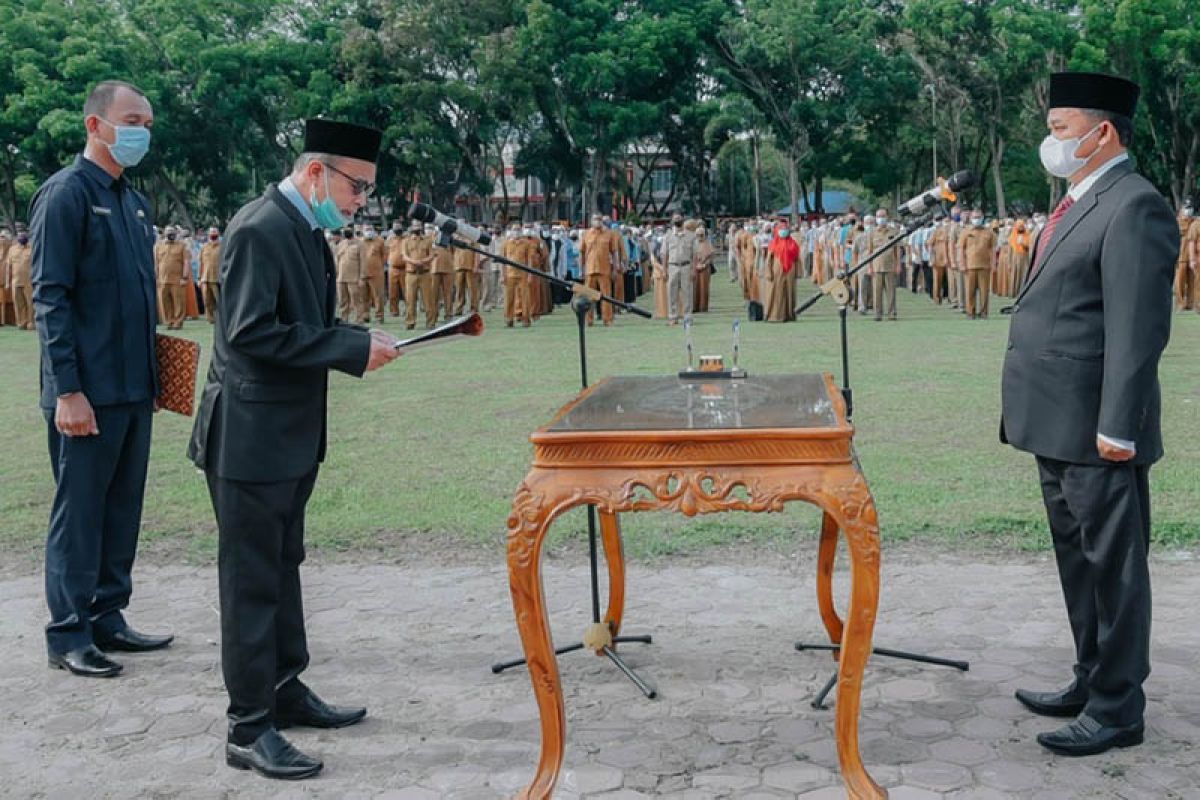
[1098,433,1136,454]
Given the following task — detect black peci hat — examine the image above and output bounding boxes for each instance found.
[1048,72,1140,118]
[303,119,383,163]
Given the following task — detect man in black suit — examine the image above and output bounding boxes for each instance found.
[188,119,401,780]
[31,80,174,679]
[1001,72,1179,757]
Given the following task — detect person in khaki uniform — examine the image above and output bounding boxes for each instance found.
[360,226,386,323]
[199,227,222,323]
[452,244,481,315]
[0,228,13,326]
[958,210,997,319]
[386,222,406,317]
[6,232,34,329]
[736,223,760,303]
[402,224,436,329]
[1010,218,1033,295]
[865,210,899,320]
[1183,214,1200,313]
[660,213,698,324]
[930,220,951,304]
[1173,209,1196,311]
[948,210,965,309]
[692,224,714,312]
[851,219,873,314]
[334,227,366,322]
[580,215,619,325]
[154,225,189,329]
[429,236,454,324]
[995,220,1012,296]
[502,226,538,327]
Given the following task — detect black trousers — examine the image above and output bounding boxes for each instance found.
[207,468,318,743]
[44,400,153,654]
[1036,456,1152,727]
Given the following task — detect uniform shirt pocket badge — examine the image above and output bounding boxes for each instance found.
[92,205,112,216]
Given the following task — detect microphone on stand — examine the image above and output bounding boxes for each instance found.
[407,202,493,246]
[897,170,977,217]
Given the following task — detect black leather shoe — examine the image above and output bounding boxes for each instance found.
[226,729,322,780]
[1015,683,1087,717]
[95,627,174,653]
[1037,714,1144,757]
[276,692,366,730]
[48,645,123,678]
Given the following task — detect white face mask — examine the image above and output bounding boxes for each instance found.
[1039,123,1102,179]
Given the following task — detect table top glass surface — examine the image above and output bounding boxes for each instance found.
[546,374,839,432]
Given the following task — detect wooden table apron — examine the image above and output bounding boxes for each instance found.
[507,373,887,799]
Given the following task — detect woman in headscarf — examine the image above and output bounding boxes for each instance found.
[765,223,799,322]
[691,221,714,312]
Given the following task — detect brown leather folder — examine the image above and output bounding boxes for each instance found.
[155,333,200,416]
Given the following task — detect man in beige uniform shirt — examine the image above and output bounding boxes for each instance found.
[360,225,386,323]
[958,210,997,319]
[452,244,481,315]
[5,230,34,329]
[579,215,619,326]
[199,227,222,323]
[402,222,435,329]
[154,224,189,329]
[334,227,366,322]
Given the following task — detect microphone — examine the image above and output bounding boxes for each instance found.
[407,202,492,246]
[897,170,977,217]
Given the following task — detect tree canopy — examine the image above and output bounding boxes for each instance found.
[1,0,1196,228]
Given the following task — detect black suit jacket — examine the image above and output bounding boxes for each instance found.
[1000,161,1178,466]
[188,185,370,482]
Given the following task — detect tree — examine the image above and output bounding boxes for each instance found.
[1072,0,1200,208]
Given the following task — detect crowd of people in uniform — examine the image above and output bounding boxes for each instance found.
[1,201,1196,335]
[722,204,1200,322]
[324,210,719,330]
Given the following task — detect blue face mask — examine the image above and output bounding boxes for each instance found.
[101,119,151,168]
[309,167,348,230]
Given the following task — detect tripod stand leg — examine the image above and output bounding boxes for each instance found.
[812,672,839,710]
[603,646,657,699]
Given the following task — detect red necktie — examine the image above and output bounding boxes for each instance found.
[1029,194,1075,279]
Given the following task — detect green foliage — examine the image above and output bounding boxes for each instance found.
[0,0,1196,230]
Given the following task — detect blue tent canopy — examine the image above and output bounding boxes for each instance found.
[776,190,860,216]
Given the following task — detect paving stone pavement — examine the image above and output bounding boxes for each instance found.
[1,550,1198,799]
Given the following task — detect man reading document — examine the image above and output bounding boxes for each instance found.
[188,119,401,780]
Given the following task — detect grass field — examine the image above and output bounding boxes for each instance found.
[1,268,1197,567]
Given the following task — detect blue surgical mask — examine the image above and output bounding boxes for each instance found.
[779,229,790,237]
[309,167,348,230]
[100,118,151,168]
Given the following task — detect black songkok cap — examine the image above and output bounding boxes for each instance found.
[303,119,383,163]
[1048,72,1140,118]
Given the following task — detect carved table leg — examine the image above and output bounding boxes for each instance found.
[598,510,627,640]
[826,475,887,800]
[509,476,569,800]
[816,511,844,657]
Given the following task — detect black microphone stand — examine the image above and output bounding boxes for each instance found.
[438,234,658,699]
[792,209,969,709]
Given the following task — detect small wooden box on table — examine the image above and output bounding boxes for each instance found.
[507,372,887,799]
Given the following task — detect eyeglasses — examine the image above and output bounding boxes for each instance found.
[323,162,376,198]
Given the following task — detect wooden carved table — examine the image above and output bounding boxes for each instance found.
[507,373,887,799]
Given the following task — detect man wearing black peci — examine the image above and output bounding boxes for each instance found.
[188,119,401,780]
[1001,72,1178,757]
